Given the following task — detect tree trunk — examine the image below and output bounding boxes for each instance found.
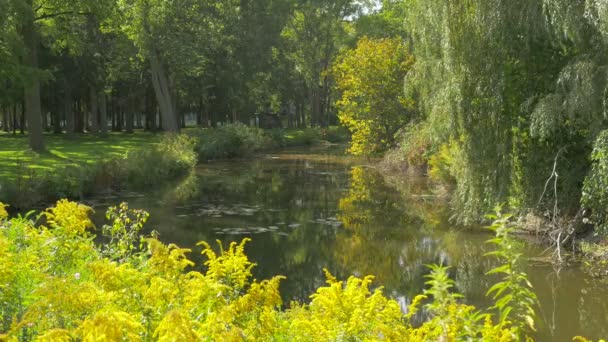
[52,93,62,133]
[299,103,306,128]
[20,101,25,134]
[2,107,8,132]
[65,81,75,134]
[150,51,179,132]
[74,99,84,133]
[12,103,17,134]
[99,92,107,133]
[23,16,44,151]
[126,98,134,133]
[89,85,99,133]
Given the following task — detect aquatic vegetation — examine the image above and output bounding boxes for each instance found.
[0,200,551,340]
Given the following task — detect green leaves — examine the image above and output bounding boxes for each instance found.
[484,210,539,334]
[332,37,414,155]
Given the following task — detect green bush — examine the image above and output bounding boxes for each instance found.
[192,123,272,160]
[582,130,608,235]
[381,122,433,172]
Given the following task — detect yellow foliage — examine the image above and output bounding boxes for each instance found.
[35,329,71,342]
[333,37,415,155]
[0,202,7,220]
[77,311,143,341]
[45,199,94,235]
[0,200,542,341]
[198,238,255,290]
[154,310,200,342]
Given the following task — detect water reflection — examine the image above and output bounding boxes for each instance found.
[90,148,608,341]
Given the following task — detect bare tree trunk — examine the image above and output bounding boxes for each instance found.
[20,101,25,134]
[150,51,179,132]
[65,81,75,134]
[2,106,8,132]
[74,99,84,133]
[89,85,99,133]
[299,103,306,128]
[12,103,17,134]
[23,15,44,151]
[126,98,134,133]
[52,93,62,133]
[99,92,107,133]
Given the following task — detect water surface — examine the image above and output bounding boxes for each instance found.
[90,146,608,341]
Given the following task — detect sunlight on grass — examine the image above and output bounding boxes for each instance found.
[0,132,160,181]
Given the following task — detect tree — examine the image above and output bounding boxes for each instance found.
[333,37,414,155]
[282,0,358,127]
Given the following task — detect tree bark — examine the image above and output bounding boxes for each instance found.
[12,103,17,134]
[2,107,8,132]
[99,92,107,133]
[23,16,44,151]
[150,51,179,132]
[64,81,75,134]
[126,98,134,133]
[89,85,99,133]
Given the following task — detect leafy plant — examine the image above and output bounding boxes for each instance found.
[582,130,608,235]
[485,209,539,335]
[0,201,557,341]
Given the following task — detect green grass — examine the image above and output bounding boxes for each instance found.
[0,132,160,181]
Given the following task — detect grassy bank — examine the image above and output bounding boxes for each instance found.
[0,200,542,341]
[0,132,161,181]
[0,126,349,209]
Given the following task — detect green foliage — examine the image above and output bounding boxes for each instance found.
[116,133,198,187]
[0,134,196,208]
[582,130,608,235]
[101,202,150,261]
[485,209,539,335]
[382,122,432,172]
[333,37,414,155]
[192,123,272,160]
[391,0,608,225]
[0,200,546,341]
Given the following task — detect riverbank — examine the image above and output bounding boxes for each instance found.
[0,125,349,209]
[378,154,608,280]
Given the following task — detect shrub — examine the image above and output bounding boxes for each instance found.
[0,200,543,341]
[192,123,272,160]
[118,133,197,188]
[582,130,608,235]
[381,122,432,172]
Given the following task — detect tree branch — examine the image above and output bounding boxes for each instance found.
[35,11,92,22]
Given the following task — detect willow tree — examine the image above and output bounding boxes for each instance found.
[403,0,608,227]
[404,0,566,222]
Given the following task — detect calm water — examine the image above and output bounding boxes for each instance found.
[90,146,608,341]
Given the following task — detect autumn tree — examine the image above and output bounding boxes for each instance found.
[333,37,414,155]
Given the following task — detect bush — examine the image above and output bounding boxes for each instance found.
[582,130,608,235]
[192,123,272,160]
[0,200,542,341]
[381,122,432,172]
[115,133,197,188]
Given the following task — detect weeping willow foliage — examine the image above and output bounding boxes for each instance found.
[403,0,608,224]
[0,200,541,340]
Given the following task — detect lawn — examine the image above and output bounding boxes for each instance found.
[0,132,160,181]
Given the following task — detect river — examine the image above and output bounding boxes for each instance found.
[89,145,608,341]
